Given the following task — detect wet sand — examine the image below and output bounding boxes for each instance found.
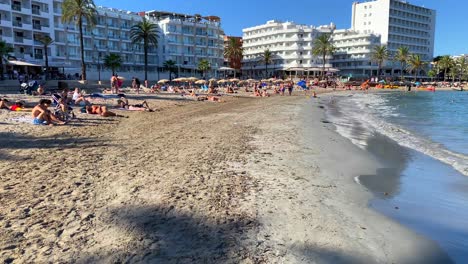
[0,91,452,263]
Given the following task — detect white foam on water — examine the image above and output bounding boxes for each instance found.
[328,93,468,177]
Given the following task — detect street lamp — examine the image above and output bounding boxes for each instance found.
[98,52,102,85]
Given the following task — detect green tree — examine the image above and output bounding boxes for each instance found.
[163,60,177,81]
[407,54,426,81]
[224,38,243,78]
[438,55,453,82]
[394,46,409,81]
[456,57,467,81]
[197,59,211,79]
[103,53,122,76]
[312,34,335,79]
[427,69,437,82]
[260,49,273,78]
[0,40,14,80]
[36,35,54,80]
[62,0,98,81]
[130,17,159,82]
[371,45,389,78]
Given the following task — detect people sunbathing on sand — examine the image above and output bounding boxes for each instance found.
[196,95,224,102]
[85,105,124,117]
[1,98,29,111]
[31,99,65,126]
[117,98,154,112]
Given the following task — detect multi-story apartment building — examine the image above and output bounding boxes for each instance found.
[146,11,225,77]
[1,1,225,80]
[242,20,335,78]
[351,0,436,76]
[331,29,381,78]
[0,0,156,79]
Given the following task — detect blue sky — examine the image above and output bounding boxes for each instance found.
[95,0,467,56]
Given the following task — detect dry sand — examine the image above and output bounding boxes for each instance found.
[0,91,451,263]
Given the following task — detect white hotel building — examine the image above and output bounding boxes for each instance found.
[349,0,436,77]
[146,11,224,77]
[331,29,382,77]
[241,20,335,78]
[0,0,225,80]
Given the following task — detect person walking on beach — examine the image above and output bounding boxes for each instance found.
[110,74,118,94]
[135,77,141,94]
[287,82,293,96]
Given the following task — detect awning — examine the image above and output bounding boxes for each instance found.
[218,66,234,71]
[7,60,42,67]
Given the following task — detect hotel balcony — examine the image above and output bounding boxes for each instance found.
[11,4,21,11]
[12,21,22,28]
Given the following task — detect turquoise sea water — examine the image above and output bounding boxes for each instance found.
[326,91,468,263]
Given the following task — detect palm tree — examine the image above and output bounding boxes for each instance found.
[103,53,122,76]
[197,59,211,79]
[371,45,389,79]
[62,0,98,81]
[36,35,54,80]
[0,40,14,80]
[130,17,159,82]
[438,55,453,82]
[224,38,243,78]
[407,54,426,81]
[427,69,437,82]
[456,57,467,81]
[312,34,335,79]
[260,49,273,78]
[394,46,409,81]
[163,60,177,81]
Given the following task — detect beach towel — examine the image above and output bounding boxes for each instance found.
[9,116,34,123]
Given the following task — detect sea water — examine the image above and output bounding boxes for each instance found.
[325,91,468,263]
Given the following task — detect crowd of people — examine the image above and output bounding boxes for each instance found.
[1,75,339,126]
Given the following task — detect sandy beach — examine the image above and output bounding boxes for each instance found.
[0,90,452,263]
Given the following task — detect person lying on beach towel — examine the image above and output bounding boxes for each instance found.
[31,99,66,126]
[0,98,29,111]
[84,105,125,117]
[197,95,224,102]
[116,98,154,112]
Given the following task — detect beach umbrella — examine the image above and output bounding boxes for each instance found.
[187,77,198,82]
[246,79,256,83]
[218,79,227,83]
[195,80,207,84]
[157,79,169,84]
[268,78,276,82]
[173,77,185,82]
[274,79,284,83]
[261,79,268,82]
[229,78,240,82]
[209,78,218,82]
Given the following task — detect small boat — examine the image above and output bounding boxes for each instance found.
[452,87,464,91]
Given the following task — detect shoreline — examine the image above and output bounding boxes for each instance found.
[240,93,452,263]
[0,92,453,262]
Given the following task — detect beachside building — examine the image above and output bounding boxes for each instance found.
[241,20,336,79]
[351,0,436,77]
[0,1,225,80]
[146,11,225,78]
[0,0,157,80]
[331,29,382,78]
